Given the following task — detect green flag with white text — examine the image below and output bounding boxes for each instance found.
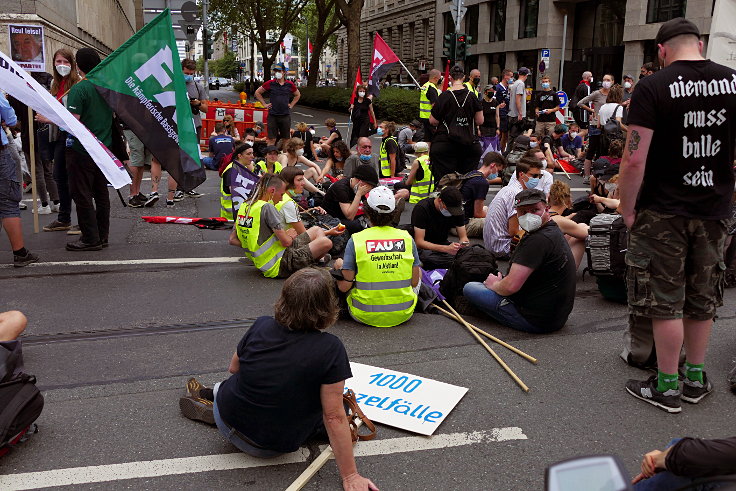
[84,10,204,191]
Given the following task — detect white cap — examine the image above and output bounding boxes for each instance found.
[366,186,395,214]
[414,141,429,153]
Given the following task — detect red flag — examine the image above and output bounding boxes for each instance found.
[308,39,313,54]
[442,59,450,91]
[367,33,400,98]
[350,68,363,105]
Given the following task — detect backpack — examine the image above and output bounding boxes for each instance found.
[586,213,628,278]
[442,90,476,146]
[501,165,516,186]
[439,245,498,306]
[436,170,483,191]
[603,104,624,143]
[0,341,44,458]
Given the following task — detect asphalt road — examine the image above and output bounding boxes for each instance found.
[1,92,735,490]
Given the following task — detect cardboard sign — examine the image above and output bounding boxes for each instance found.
[345,362,468,436]
[8,24,45,72]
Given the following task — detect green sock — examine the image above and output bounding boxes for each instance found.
[657,370,679,392]
[685,362,704,383]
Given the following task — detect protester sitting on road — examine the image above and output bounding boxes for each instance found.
[229,174,339,278]
[398,120,419,155]
[591,174,620,213]
[0,311,27,341]
[320,140,350,181]
[548,181,589,270]
[179,268,377,491]
[465,189,576,333]
[343,137,377,179]
[278,137,324,195]
[411,186,469,270]
[404,142,433,204]
[378,121,403,178]
[246,128,267,158]
[461,152,507,237]
[318,118,342,157]
[631,436,736,490]
[211,114,241,141]
[292,121,316,161]
[321,165,378,235]
[483,158,544,260]
[558,123,583,159]
[220,144,260,221]
[334,186,420,328]
[279,166,328,233]
[203,123,235,171]
[255,145,283,175]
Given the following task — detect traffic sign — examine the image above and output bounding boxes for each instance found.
[557,90,568,107]
[541,48,550,69]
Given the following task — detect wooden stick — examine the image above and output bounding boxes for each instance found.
[27,107,39,233]
[285,420,364,491]
[433,305,537,364]
[442,300,529,392]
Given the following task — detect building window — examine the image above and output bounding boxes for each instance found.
[518,0,539,39]
[490,0,506,42]
[466,5,479,42]
[647,0,686,23]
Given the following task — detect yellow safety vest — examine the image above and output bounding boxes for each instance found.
[220,162,234,220]
[256,160,283,175]
[463,81,480,98]
[419,81,440,120]
[409,155,433,204]
[347,226,417,327]
[379,136,399,178]
[235,200,286,278]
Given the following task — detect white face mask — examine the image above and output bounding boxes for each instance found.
[274,71,283,80]
[296,148,304,156]
[518,212,542,232]
[358,91,365,97]
[570,132,578,139]
[309,129,315,135]
[529,142,538,148]
[245,140,254,146]
[55,64,71,77]
[624,81,632,89]
[605,183,618,193]
[602,81,612,89]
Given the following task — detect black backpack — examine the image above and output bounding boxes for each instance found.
[603,104,625,143]
[440,245,498,306]
[436,170,483,191]
[0,341,44,458]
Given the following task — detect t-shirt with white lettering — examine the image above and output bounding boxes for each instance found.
[627,60,736,219]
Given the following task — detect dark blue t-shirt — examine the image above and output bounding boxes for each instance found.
[216,316,352,452]
[495,83,510,117]
[460,173,490,222]
[260,79,297,116]
[209,134,235,167]
[560,134,583,153]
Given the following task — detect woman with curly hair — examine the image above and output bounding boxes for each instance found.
[320,140,350,180]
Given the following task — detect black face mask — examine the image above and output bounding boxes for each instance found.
[473,77,480,85]
[639,73,645,80]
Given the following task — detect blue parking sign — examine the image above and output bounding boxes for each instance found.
[541,48,550,59]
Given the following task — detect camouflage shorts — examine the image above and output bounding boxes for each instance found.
[279,231,315,278]
[626,209,727,320]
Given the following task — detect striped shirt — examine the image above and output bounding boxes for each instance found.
[483,179,523,256]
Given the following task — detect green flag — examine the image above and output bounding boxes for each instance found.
[84,10,204,191]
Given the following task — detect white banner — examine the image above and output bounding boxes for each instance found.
[708,0,736,70]
[345,362,468,436]
[0,50,131,189]
[283,34,293,69]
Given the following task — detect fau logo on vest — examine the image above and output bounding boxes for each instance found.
[366,239,406,253]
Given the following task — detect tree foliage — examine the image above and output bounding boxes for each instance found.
[334,0,365,87]
[290,0,343,86]
[212,49,238,79]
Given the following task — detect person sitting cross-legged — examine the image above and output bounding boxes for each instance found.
[411,186,469,270]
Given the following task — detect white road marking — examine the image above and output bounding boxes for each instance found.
[0,257,242,269]
[0,428,526,489]
[292,111,312,117]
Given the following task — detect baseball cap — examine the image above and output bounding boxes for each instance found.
[514,189,546,208]
[273,62,285,71]
[352,164,379,187]
[518,67,531,76]
[410,119,422,128]
[439,187,464,217]
[264,145,279,154]
[484,84,495,92]
[414,141,429,153]
[655,17,700,46]
[623,74,634,81]
[366,186,395,213]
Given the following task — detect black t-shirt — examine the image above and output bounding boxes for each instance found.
[495,84,510,117]
[426,85,439,104]
[352,98,372,121]
[329,128,342,142]
[216,317,351,453]
[509,221,576,330]
[322,177,357,220]
[535,90,558,122]
[294,130,314,160]
[430,88,482,143]
[460,174,489,222]
[411,197,464,245]
[481,99,499,129]
[628,60,736,219]
[382,136,398,157]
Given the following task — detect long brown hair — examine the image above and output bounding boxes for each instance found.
[275,268,339,331]
[50,49,81,97]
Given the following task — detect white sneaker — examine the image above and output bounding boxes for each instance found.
[35,204,52,215]
[50,203,60,212]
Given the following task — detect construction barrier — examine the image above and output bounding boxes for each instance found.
[199,101,269,149]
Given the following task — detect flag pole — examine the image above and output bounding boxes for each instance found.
[398,60,420,88]
[27,107,39,233]
[346,108,354,148]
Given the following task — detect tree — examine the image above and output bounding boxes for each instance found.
[212,49,239,79]
[209,0,308,78]
[334,0,365,87]
[291,0,343,87]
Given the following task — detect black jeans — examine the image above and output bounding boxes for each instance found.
[66,148,110,244]
[53,134,72,223]
[419,249,456,270]
[429,139,482,182]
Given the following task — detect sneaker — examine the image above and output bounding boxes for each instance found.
[35,204,52,215]
[180,189,203,198]
[67,225,82,235]
[682,373,713,404]
[66,239,103,251]
[186,377,205,399]
[43,220,71,232]
[173,190,185,202]
[179,396,215,425]
[128,194,145,208]
[19,202,27,210]
[50,203,60,213]
[166,200,174,208]
[144,192,159,207]
[13,250,39,267]
[582,176,591,185]
[625,375,682,413]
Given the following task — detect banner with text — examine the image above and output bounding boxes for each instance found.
[0,51,130,188]
[345,362,468,436]
[8,24,45,72]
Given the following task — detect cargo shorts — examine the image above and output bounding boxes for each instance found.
[626,209,727,320]
[279,231,315,278]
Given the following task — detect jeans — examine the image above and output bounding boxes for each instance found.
[212,383,284,459]
[66,148,110,244]
[53,134,72,223]
[634,440,728,491]
[201,157,217,170]
[462,282,547,333]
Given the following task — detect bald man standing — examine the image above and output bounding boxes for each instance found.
[464,69,481,99]
[419,69,442,146]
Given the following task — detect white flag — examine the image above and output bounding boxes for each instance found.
[0,50,131,189]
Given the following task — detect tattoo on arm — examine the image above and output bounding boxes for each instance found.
[628,130,641,156]
[153,176,160,184]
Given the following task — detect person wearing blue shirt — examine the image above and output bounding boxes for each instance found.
[0,94,39,267]
[559,123,583,159]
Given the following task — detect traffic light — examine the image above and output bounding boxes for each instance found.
[203,27,214,60]
[442,33,456,60]
[456,33,468,60]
